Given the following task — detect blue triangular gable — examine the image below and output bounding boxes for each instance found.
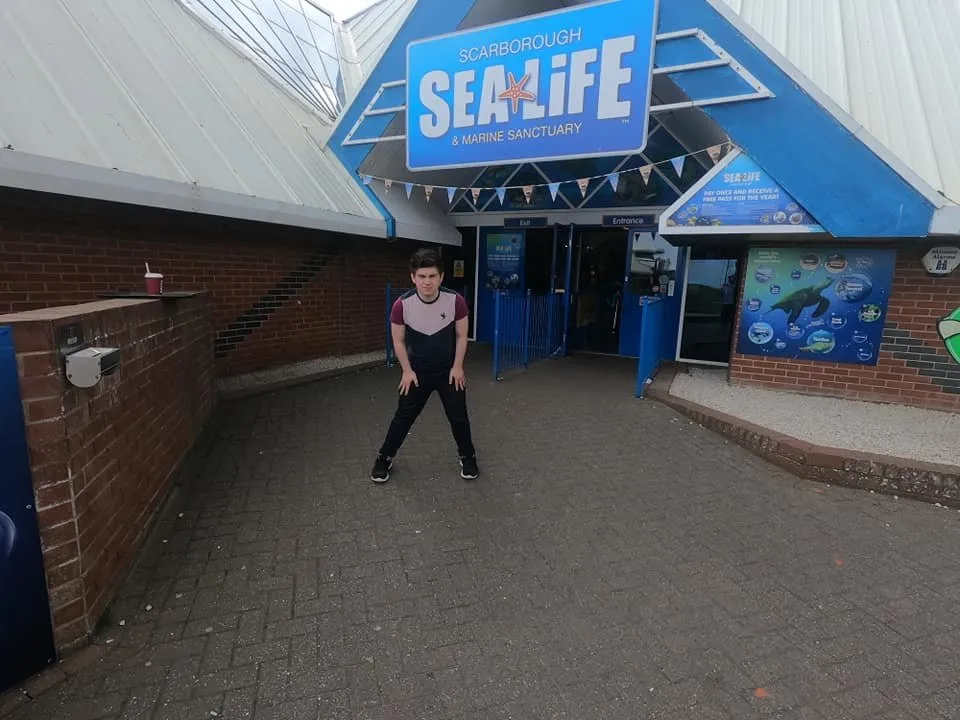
[661,150,824,235]
[330,0,936,239]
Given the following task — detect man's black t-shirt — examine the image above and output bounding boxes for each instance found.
[390,288,469,373]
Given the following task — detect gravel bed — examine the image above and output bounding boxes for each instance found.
[669,367,960,468]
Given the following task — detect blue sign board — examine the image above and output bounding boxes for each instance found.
[406,0,659,171]
[737,247,897,366]
[0,327,56,691]
[661,150,824,234]
[504,217,548,228]
[603,215,656,227]
[485,232,525,290]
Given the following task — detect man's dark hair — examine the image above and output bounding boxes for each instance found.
[409,247,443,274]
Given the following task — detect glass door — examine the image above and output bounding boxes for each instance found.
[676,247,742,365]
[568,229,629,355]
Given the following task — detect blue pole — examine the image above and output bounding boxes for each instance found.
[548,225,558,355]
[493,290,502,380]
[636,297,649,398]
[385,283,392,367]
[546,293,556,356]
[523,289,532,367]
[562,224,574,356]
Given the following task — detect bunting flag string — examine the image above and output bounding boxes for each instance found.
[358,141,734,203]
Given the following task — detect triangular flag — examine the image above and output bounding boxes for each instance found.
[471,188,481,204]
[496,187,506,205]
[607,172,620,192]
[522,185,533,204]
[639,165,653,185]
[671,156,685,178]
[424,186,434,202]
[548,182,560,201]
[361,175,372,186]
[707,144,723,164]
[447,187,457,204]
[577,178,590,197]
[404,182,413,199]
[384,179,392,193]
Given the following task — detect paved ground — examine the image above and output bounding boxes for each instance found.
[6,353,960,719]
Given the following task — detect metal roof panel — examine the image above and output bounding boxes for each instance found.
[721,0,960,204]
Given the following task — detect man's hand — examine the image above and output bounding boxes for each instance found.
[399,370,419,395]
[449,366,466,391]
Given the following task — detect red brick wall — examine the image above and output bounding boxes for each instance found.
[0,188,418,377]
[730,244,960,412]
[4,296,215,650]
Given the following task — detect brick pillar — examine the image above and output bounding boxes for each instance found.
[2,296,215,650]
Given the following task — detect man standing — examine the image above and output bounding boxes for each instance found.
[371,248,479,483]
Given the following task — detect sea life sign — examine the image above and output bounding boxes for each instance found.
[405,0,658,170]
[737,247,897,366]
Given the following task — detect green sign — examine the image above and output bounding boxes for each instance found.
[939,308,960,364]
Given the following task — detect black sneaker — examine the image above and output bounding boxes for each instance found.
[371,455,393,483]
[459,456,479,480]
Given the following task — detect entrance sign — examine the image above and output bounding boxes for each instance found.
[922,246,960,276]
[603,214,656,227]
[660,149,824,235]
[737,247,897,367]
[406,0,659,171]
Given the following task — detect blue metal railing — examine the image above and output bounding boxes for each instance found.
[493,290,564,379]
[636,296,668,397]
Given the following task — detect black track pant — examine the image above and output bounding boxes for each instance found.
[378,370,476,459]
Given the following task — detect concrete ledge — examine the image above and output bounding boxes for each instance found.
[218,352,386,400]
[648,365,960,508]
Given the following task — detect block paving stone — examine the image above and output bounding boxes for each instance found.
[5,354,960,719]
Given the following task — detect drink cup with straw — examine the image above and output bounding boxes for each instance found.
[144,263,164,295]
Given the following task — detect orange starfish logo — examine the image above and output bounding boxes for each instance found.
[498,73,536,114]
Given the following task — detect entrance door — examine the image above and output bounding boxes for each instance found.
[676,247,742,365]
[568,228,628,355]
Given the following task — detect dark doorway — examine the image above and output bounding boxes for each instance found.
[444,228,477,338]
[569,228,628,355]
[524,228,555,295]
[677,246,742,364]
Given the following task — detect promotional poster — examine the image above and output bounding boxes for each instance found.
[485,232,525,290]
[737,247,897,366]
[663,151,824,233]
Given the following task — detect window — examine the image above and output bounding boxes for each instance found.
[181,0,345,120]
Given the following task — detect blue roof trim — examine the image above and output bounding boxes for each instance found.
[658,0,934,238]
[328,0,478,238]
